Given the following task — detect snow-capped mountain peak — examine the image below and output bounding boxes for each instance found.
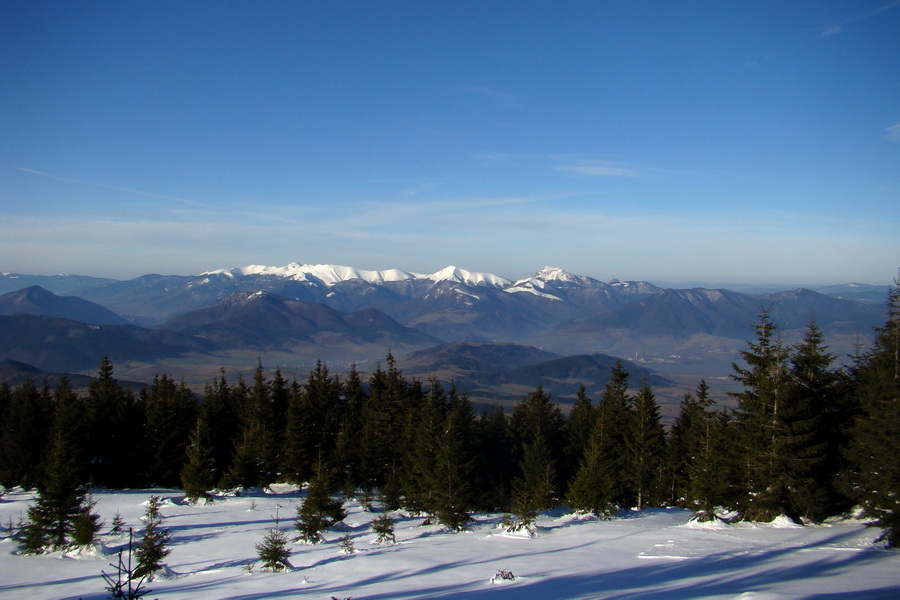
[202,263,419,286]
[533,266,581,283]
[426,266,511,288]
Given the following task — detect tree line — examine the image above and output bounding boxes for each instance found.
[1,283,897,548]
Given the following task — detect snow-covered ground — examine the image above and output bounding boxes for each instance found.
[2,486,898,599]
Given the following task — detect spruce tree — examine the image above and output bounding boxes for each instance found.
[434,387,476,530]
[71,493,103,547]
[180,421,216,503]
[372,513,396,544]
[0,379,52,489]
[784,322,839,521]
[21,428,90,553]
[143,375,197,487]
[294,464,346,544]
[590,361,633,508]
[625,380,666,509]
[566,425,616,516]
[508,433,555,531]
[729,310,793,521]
[256,512,292,572]
[85,358,139,488]
[473,404,513,511]
[508,386,564,508]
[563,386,596,485]
[845,281,900,546]
[133,496,172,580]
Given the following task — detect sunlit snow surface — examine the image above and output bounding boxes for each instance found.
[1,487,899,599]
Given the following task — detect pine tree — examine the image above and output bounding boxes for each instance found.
[256,512,292,572]
[21,428,89,553]
[784,322,839,521]
[143,375,197,487]
[845,280,900,546]
[294,464,345,544]
[565,426,615,516]
[473,404,513,511]
[133,496,172,580]
[508,386,564,511]
[200,369,241,488]
[625,380,666,509]
[508,433,555,531]
[332,365,366,488]
[85,358,140,488]
[432,387,476,530]
[71,493,103,547]
[729,310,793,521]
[572,361,632,510]
[180,421,216,503]
[0,379,52,489]
[563,386,596,485]
[672,382,735,521]
[372,513,396,544]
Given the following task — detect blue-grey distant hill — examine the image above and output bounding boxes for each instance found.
[0,286,127,325]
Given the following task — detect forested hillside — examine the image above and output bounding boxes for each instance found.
[1,284,898,553]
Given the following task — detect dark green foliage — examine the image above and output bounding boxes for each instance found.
[625,380,666,509]
[199,370,241,489]
[678,384,736,520]
[566,373,629,516]
[372,513,395,544]
[21,429,90,553]
[180,421,216,503]
[294,466,346,544]
[783,322,841,521]
[0,379,52,489]
[256,514,292,571]
[472,404,513,511]
[71,494,103,547]
[508,433,555,531]
[142,375,197,487]
[845,281,900,546]
[85,357,141,488]
[729,312,847,523]
[101,528,152,600]
[563,386,596,484]
[729,310,794,521]
[508,386,564,510]
[581,361,632,509]
[283,361,344,483]
[133,495,172,580]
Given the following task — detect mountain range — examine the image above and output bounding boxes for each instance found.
[0,263,890,406]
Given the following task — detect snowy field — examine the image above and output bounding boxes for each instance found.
[2,486,899,599]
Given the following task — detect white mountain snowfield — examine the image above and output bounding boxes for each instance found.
[2,487,898,599]
[200,263,598,294]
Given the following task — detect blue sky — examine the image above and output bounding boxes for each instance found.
[2,1,898,285]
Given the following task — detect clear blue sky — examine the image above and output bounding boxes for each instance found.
[2,0,898,285]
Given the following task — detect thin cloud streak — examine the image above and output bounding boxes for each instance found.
[555,159,639,178]
[887,122,900,142]
[13,167,214,210]
[819,0,900,37]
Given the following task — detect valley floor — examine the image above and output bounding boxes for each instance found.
[1,487,898,599]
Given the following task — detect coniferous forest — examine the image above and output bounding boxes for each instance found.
[1,284,898,552]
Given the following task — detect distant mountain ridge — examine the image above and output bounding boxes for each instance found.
[0,263,890,393]
[0,285,127,325]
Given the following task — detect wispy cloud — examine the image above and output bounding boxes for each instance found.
[461,85,522,109]
[819,0,900,37]
[13,167,212,210]
[887,122,900,142]
[555,159,639,178]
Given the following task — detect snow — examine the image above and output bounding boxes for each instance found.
[426,265,510,288]
[200,263,515,288]
[2,489,898,600]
